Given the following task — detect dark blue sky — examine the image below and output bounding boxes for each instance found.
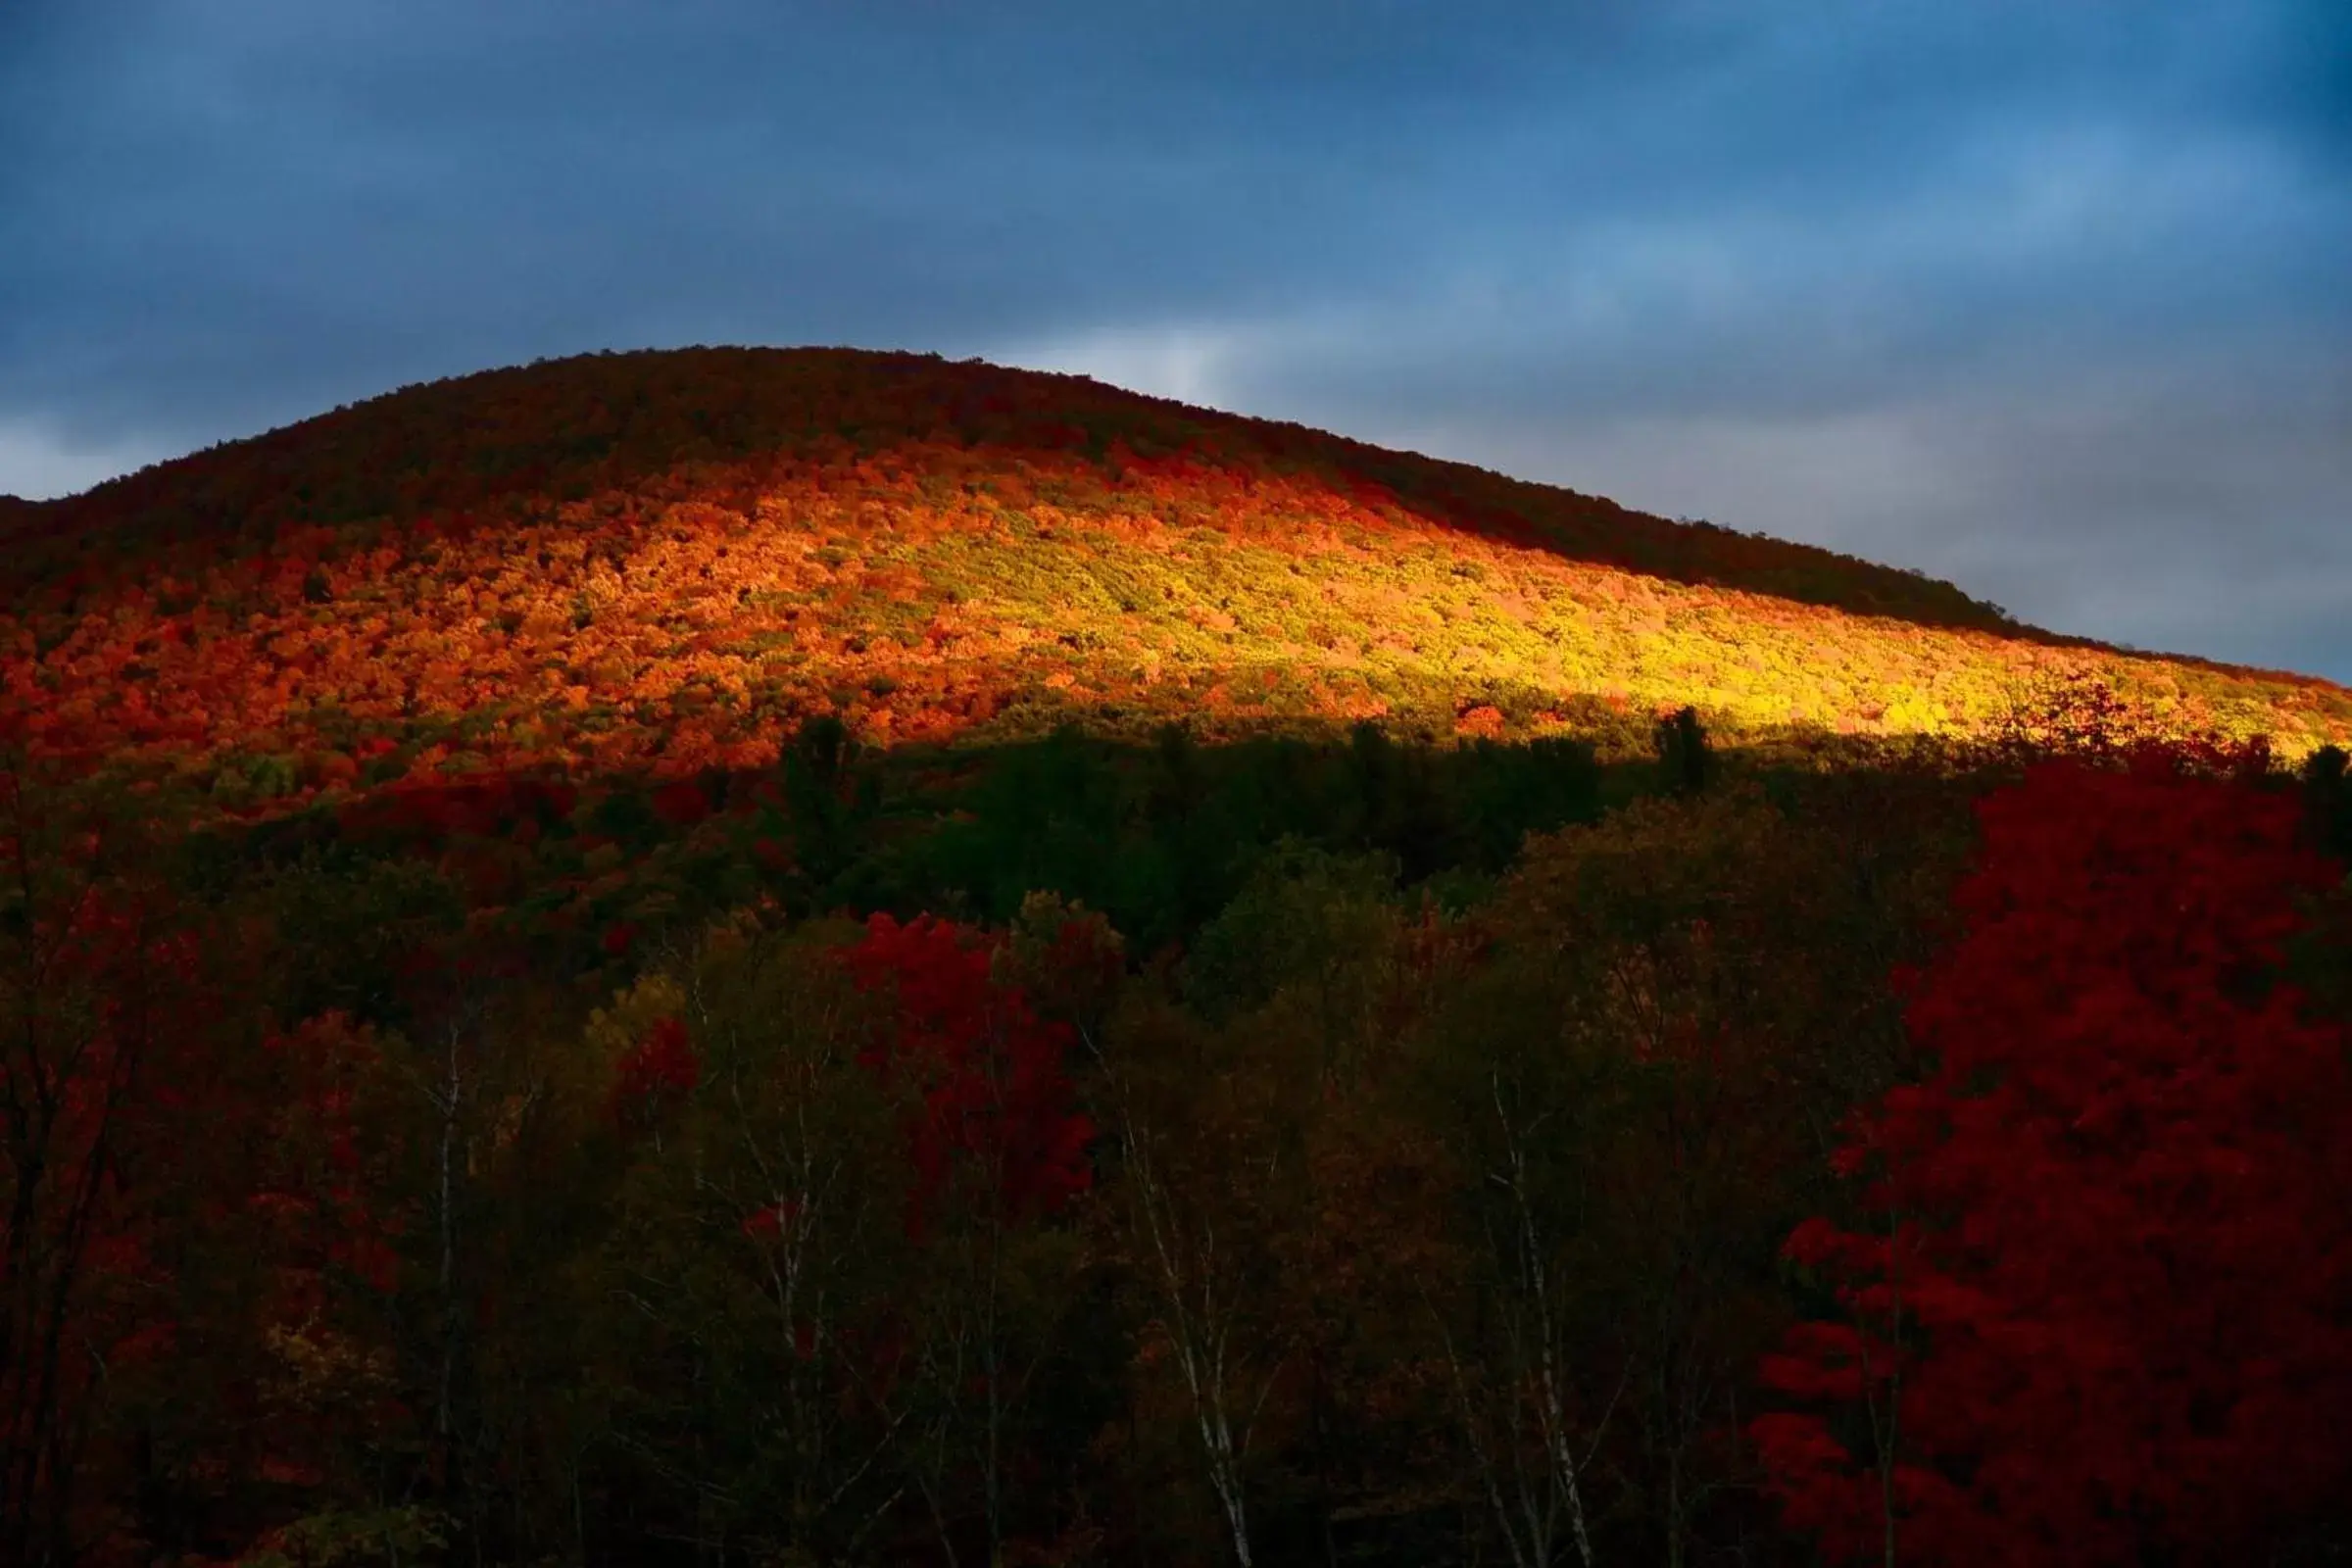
[3,1,2346,678]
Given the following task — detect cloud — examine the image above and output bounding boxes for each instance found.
[986,326,1262,412]
[0,0,2343,679]
[1258,334,2352,678]
[0,418,174,503]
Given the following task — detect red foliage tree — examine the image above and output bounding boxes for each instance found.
[256,1012,403,1310]
[608,1015,701,1134]
[0,764,209,1565]
[841,912,1093,1237]
[1752,747,2352,1563]
[649,777,713,828]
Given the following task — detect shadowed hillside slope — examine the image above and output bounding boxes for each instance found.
[4,347,2345,799]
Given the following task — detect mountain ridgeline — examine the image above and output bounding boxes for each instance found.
[4,346,2346,796]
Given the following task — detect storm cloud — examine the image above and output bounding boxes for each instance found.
[3,0,2345,676]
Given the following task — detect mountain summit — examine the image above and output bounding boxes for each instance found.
[4,346,2344,794]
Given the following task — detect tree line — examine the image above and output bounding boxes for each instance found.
[5,689,2350,1565]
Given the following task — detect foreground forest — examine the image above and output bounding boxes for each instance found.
[7,683,2351,1567]
[4,352,2351,1565]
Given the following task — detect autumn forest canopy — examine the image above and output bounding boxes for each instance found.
[4,348,2350,1566]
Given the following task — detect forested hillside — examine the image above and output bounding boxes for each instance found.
[4,349,2346,800]
[3,352,2348,1566]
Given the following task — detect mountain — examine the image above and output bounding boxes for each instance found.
[8,349,2351,1568]
[4,346,2345,799]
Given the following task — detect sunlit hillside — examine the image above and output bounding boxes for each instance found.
[5,346,2346,802]
[8,348,2352,1568]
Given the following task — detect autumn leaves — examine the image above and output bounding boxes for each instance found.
[1753,743,2352,1563]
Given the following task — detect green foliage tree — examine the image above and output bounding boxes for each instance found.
[593,915,916,1563]
[779,713,882,908]
[1652,705,1712,796]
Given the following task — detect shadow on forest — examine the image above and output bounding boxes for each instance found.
[5,701,2351,1566]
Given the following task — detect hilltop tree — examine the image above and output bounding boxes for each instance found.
[1652,706,1711,796]
[2302,742,2352,862]
[778,714,881,908]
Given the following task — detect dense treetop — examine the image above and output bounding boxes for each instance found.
[0,347,2027,628]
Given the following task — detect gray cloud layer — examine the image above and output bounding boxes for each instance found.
[3,0,2345,678]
